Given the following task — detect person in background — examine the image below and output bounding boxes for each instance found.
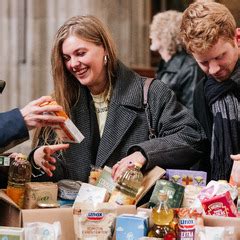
[180,1,240,181]
[149,10,203,110]
[0,95,66,153]
[29,15,206,183]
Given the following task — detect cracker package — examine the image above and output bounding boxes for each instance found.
[40,100,84,143]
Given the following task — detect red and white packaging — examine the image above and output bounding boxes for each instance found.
[201,191,238,217]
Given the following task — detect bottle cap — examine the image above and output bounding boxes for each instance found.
[134,162,143,168]
[159,190,168,201]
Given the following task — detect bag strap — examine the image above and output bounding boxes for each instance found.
[143,78,156,139]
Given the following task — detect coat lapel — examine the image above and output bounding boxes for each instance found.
[96,61,144,166]
[96,103,137,166]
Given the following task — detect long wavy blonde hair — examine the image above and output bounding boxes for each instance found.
[32,15,117,147]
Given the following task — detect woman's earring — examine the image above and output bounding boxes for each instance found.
[104,55,108,65]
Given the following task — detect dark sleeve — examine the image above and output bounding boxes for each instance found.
[177,63,204,110]
[28,129,68,182]
[129,80,207,170]
[193,78,213,141]
[0,108,29,152]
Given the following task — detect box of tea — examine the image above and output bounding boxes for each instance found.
[166,169,207,186]
[148,179,185,208]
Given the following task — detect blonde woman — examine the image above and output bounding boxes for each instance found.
[150,10,203,110]
[29,15,206,183]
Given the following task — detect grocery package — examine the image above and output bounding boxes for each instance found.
[0,226,24,240]
[58,179,81,200]
[74,183,109,204]
[197,180,238,217]
[24,221,61,240]
[116,211,149,239]
[201,191,237,217]
[176,208,203,240]
[88,165,102,185]
[40,100,84,143]
[95,166,117,194]
[182,185,202,208]
[73,202,117,240]
[166,169,207,186]
[148,179,185,208]
[24,182,58,209]
[0,155,10,166]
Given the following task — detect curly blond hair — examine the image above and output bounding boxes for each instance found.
[180,1,236,54]
[150,10,183,56]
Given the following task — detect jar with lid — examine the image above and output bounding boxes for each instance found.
[6,153,32,208]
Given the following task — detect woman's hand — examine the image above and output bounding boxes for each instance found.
[33,144,69,177]
[111,151,146,181]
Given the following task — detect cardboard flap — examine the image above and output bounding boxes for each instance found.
[0,189,20,209]
[136,166,165,204]
[0,190,21,227]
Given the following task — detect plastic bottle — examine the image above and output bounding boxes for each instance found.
[148,191,176,239]
[6,153,32,208]
[109,162,143,205]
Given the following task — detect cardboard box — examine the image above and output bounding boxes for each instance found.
[0,190,74,240]
[204,215,240,239]
[0,190,136,240]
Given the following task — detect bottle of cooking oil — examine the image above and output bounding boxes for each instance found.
[109,162,143,205]
[6,153,32,208]
[148,191,176,239]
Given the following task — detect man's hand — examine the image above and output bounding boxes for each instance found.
[33,144,69,177]
[111,151,146,181]
[230,154,240,161]
[20,96,65,130]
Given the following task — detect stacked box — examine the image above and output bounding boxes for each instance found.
[166,169,207,186]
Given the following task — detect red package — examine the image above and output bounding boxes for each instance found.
[201,191,237,217]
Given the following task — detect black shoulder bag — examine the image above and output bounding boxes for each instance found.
[143,78,156,139]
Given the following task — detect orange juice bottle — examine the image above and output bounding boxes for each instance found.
[6,153,32,208]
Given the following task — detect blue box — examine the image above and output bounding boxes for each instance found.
[116,213,148,240]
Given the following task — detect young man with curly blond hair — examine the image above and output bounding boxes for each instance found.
[180,1,240,181]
